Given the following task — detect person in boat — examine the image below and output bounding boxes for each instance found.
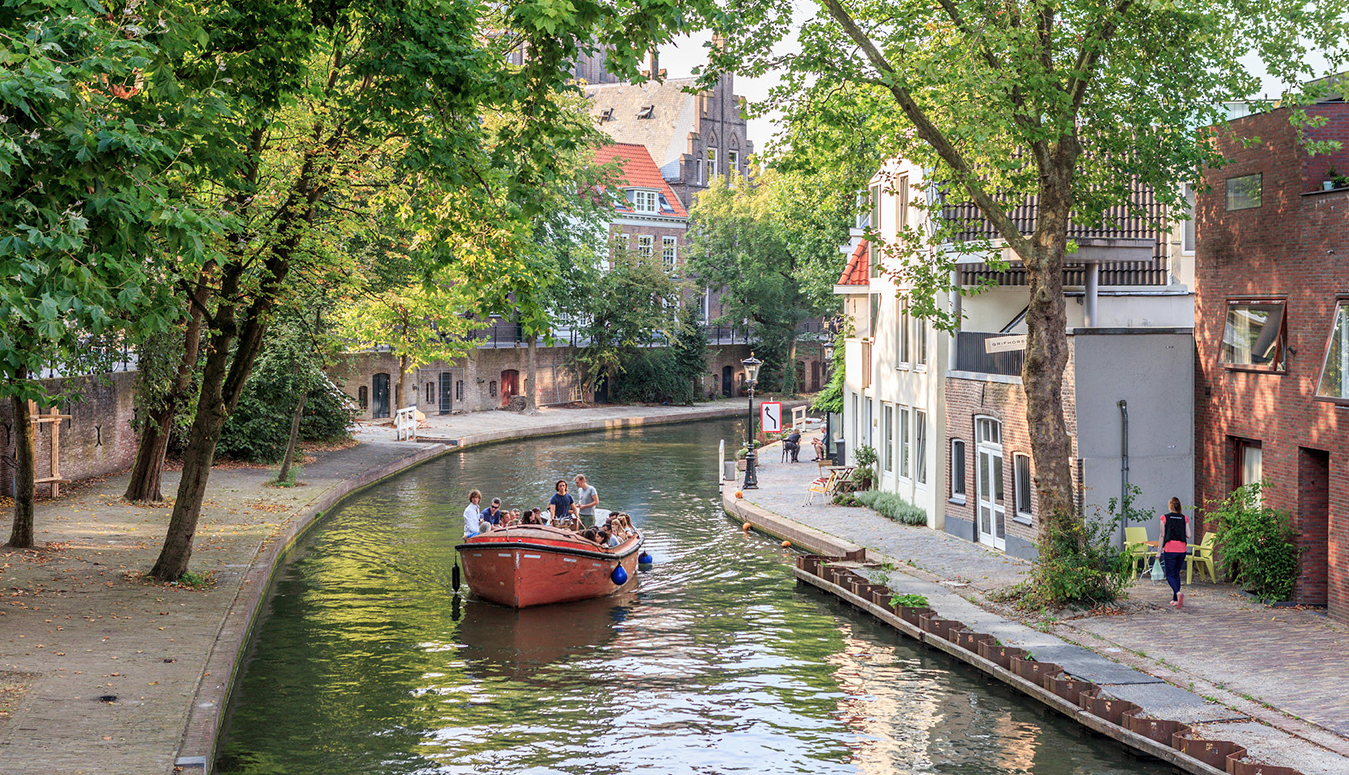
[462,490,483,539]
[479,498,504,531]
[522,508,545,525]
[548,479,578,523]
[573,474,599,526]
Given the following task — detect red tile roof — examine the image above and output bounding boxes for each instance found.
[592,142,688,218]
[838,241,870,286]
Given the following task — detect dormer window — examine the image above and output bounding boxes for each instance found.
[600,107,614,122]
[626,189,659,214]
[637,105,655,119]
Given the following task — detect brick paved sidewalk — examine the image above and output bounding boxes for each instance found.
[742,434,1349,768]
[0,401,745,775]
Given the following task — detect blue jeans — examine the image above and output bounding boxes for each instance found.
[1162,551,1186,599]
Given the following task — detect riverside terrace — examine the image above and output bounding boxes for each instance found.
[727,432,1349,775]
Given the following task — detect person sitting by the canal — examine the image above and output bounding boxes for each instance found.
[784,429,802,462]
[548,479,578,523]
[479,498,505,530]
[810,435,827,461]
[462,489,483,539]
[574,474,599,526]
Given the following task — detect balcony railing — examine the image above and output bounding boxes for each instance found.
[954,331,1025,377]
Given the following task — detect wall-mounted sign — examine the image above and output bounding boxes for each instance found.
[985,334,1028,353]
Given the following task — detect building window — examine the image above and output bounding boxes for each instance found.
[950,439,966,502]
[865,397,874,449]
[851,392,859,453]
[662,236,677,272]
[637,235,654,259]
[915,409,927,485]
[1225,173,1262,211]
[1235,438,1263,491]
[707,148,718,181]
[916,315,928,366]
[882,403,894,473]
[425,382,433,404]
[1220,301,1285,371]
[696,158,704,185]
[898,297,911,365]
[869,184,881,231]
[727,150,739,185]
[489,380,497,398]
[898,406,911,479]
[358,386,368,410]
[455,380,464,401]
[1182,183,1196,253]
[629,189,658,213]
[861,340,872,389]
[1013,454,1032,523]
[1317,302,1349,400]
[895,175,909,231]
[868,293,880,340]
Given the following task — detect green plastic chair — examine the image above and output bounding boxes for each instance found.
[1123,526,1151,578]
[1187,533,1217,584]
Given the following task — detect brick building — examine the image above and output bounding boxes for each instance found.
[593,142,689,275]
[1193,100,1349,619]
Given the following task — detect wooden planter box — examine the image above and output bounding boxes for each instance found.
[1123,712,1189,747]
[869,587,893,609]
[918,614,963,640]
[1173,736,1246,770]
[898,606,934,627]
[1010,656,1063,686]
[977,642,1026,669]
[1078,694,1140,726]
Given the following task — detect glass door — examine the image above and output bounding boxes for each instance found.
[976,418,1006,551]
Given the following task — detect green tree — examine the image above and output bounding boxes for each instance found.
[1,0,221,543]
[148,0,708,580]
[686,159,869,394]
[714,0,1349,603]
[573,250,684,398]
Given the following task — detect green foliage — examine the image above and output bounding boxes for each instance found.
[1003,504,1134,611]
[571,252,684,397]
[1207,482,1301,602]
[853,490,928,526]
[811,326,848,414]
[890,593,929,608]
[847,444,878,491]
[610,349,687,404]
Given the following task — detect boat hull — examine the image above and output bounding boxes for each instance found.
[456,527,642,608]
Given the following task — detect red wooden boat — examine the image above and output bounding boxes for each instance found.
[455,515,643,608]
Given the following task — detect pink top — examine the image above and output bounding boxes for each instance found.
[1160,512,1189,554]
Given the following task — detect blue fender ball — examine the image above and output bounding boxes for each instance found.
[611,565,629,585]
[638,552,653,565]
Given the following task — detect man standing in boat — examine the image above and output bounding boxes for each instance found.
[548,479,578,524]
[574,474,599,526]
[462,490,483,538]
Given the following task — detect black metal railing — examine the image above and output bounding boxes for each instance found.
[954,331,1025,377]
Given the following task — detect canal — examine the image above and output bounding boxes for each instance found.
[216,418,1169,775]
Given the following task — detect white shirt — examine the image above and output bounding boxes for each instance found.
[463,503,481,538]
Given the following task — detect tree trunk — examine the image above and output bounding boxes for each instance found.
[1022,142,1083,562]
[786,332,799,395]
[7,379,36,548]
[125,296,206,502]
[395,353,408,414]
[524,337,538,413]
[276,390,308,485]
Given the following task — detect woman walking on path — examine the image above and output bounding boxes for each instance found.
[1157,497,1191,608]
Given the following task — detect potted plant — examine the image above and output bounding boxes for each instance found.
[1325,166,1348,190]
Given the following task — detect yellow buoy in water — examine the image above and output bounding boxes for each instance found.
[782,540,792,548]
[742,522,751,531]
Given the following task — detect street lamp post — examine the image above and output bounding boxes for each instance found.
[821,337,834,464]
[742,353,762,490]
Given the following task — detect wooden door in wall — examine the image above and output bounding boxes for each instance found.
[500,369,519,407]
[975,417,1006,550]
[372,373,390,419]
[722,365,733,397]
[810,361,821,392]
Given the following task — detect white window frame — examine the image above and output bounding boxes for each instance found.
[949,439,966,504]
[882,403,894,473]
[898,297,911,367]
[696,157,704,185]
[1013,453,1033,524]
[898,405,911,480]
[637,235,654,259]
[630,189,658,214]
[727,149,739,185]
[915,409,928,486]
[915,315,928,368]
[1316,301,1349,401]
[707,148,719,181]
[895,175,909,232]
[662,236,677,273]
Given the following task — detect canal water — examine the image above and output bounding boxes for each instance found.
[216,419,1169,775]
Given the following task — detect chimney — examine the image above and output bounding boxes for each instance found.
[648,50,660,81]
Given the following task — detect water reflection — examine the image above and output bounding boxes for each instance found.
[217,419,1170,775]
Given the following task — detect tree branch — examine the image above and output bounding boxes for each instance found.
[820,0,1034,259]
[1066,0,1133,116]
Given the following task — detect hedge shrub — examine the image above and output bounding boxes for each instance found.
[853,490,928,526]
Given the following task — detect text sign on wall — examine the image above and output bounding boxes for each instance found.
[985,334,1028,353]
[760,401,783,432]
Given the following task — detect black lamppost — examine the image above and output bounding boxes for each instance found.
[742,353,762,489]
[821,338,834,463]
